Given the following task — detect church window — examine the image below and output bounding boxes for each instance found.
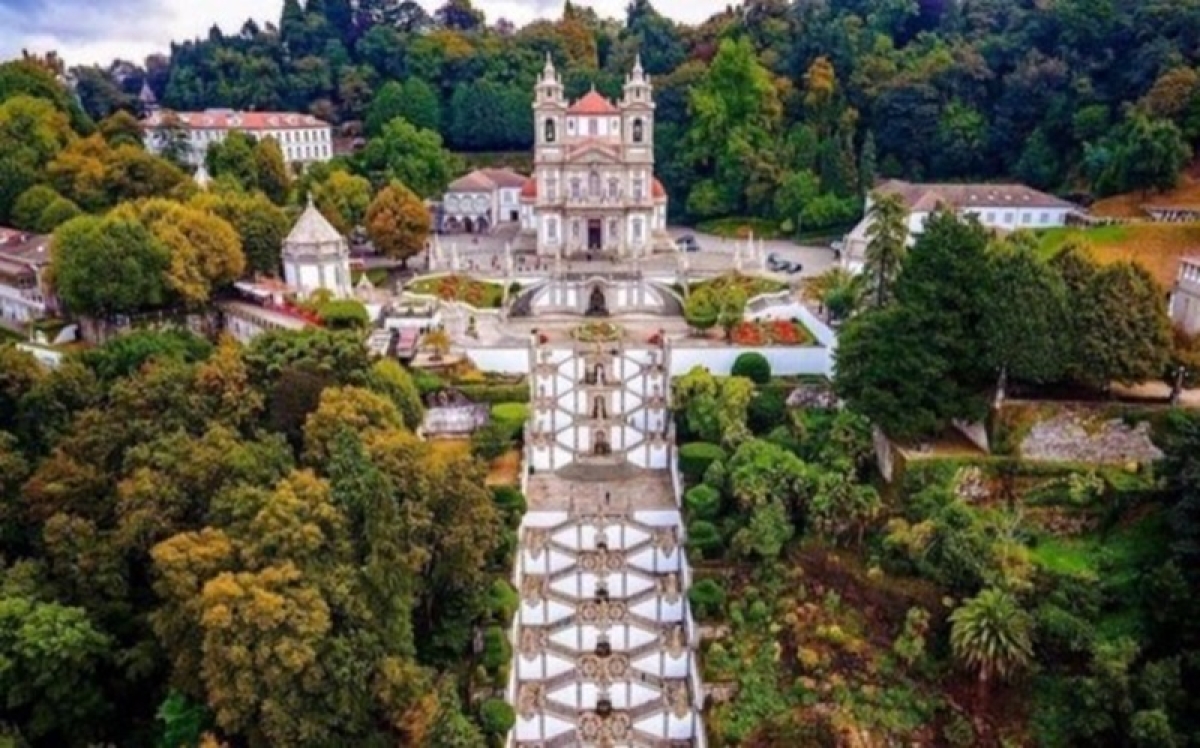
[547,177,558,200]
[633,218,643,241]
[572,220,581,239]
[608,177,619,199]
[633,178,644,200]
[547,218,558,240]
[632,119,644,143]
[544,118,556,142]
[588,171,601,197]
[588,117,598,136]
[570,177,582,199]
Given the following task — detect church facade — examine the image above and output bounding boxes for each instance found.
[517,56,671,258]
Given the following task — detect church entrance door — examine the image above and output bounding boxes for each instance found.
[587,219,602,250]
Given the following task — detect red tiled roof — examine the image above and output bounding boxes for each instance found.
[520,179,537,199]
[875,179,1076,212]
[481,168,529,189]
[652,178,666,199]
[568,90,619,115]
[141,109,330,131]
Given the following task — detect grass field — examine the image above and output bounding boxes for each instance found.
[1037,223,1200,287]
[1090,173,1200,218]
[1030,509,1167,581]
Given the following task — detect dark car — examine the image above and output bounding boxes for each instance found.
[675,235,701,252]
[767,253,803,274]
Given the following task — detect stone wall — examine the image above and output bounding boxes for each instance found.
[1019,410,1163,465]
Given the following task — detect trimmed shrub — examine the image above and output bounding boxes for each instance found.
[491,402,528,441]
[679,442,727,483]
[317,299,370,329]
[482,625,509,672]
[486,579,519,624]
[688,578,727,620]
[456,383,530,404]
[412,369,444,396]
[479,698,516,736]
[748,386,788,435]
[492,485,527,516]
[687,520,723,559]
[471,420,511,461]
[684,484,722,520]
[732,352,771,384]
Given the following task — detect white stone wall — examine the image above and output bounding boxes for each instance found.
[283,255,352,299]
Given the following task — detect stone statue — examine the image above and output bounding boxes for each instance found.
[664,624,684,657]
[450,243,460,272]
[518,683,545,719]
[660,572,680,602]
[667,681,690,718]
[733,240,743,272]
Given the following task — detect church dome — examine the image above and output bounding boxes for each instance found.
[284,197,347,257]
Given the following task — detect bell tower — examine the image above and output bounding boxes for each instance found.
[620,54,654,152]
[534,53,566,151]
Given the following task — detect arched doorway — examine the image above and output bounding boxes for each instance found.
[585,284,608,317]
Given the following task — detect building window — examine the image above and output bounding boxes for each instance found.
[1004,212,1014,224]
[588,117,598,136]
[547,218,557,240]
[570,178,581,199]
[633,178,644,200]
[608,177,619,199]
[632,119,644,143]
[572,219,581,240]
[588,171,600,197]
[547,177,558,200]
[1021,212,1032,224]
[544,118,556,143]
[1040,212,1050,224]
[633,218,643,241]
[985,212,995,223]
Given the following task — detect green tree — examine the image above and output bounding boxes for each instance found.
[205,131,258,190]
[863,191,908,307]
[192,189,290,277]
[949,588,1034,702]
[313,169,372,235]
[354,118,460,197]
[252,137,290,204]
[0,596,111,742]
[1090,114,1192,197]
[98,110,144,148]
[366,358,426,430]
[11,185,68,233]
[682,286,718,334]
[365,181,431,266]
[1073,261,1173,389]
[50,214,171,317]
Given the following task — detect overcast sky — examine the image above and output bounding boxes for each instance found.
[0,0,728,67]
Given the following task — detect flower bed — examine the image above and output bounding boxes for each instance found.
[408,275,503,308]
[572,321,623,342]
[731,319,813,346]
[690,273,787,299]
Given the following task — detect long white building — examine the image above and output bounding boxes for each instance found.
[141,109,334,170]
[842,179,1079,272]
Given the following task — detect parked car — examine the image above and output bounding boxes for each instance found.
[675,235,701,252]
[767,253,803,274]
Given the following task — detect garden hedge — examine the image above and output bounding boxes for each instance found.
[684,484,723,520]
[456,383,530,404]
[491,402,529,441]
[679,442,727,483]
[687,520,724,560]
[479,698,516,736]
[748,387,788,435]
[732,351,772,384]
[688,578,727,620]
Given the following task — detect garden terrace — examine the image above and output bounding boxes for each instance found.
[407,274,505,308]
[688,273,787,300]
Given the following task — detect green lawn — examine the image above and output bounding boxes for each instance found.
[1030,509,1168,581]
[1035,222,1200,287]
[1036,225,1131,259]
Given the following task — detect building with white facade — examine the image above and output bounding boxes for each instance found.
[440,168,530,233]
[1171,256,1200,336]
[0,228,54,327]
[282,198,353,300]
[518,55,671,258]
[140,109,334,170]
[842,179,1079,271]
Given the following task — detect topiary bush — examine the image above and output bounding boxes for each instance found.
[482,625,510,672]
[471,420,511,461]
[684,484,723,520]
[486,579,519,624]
[703,459,727,492]
[491,402,528,441]
[731,352,771,384]
[688,578,727,620]
[492,485,527,516]
[687,520,723,559]
[679,442,727,483]
[479,698,515,737]
[317,299,370,329]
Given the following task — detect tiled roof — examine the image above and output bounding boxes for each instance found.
[876,179,1077,212]
[481,168,529,189]
[567,90,619,115]
[652,178,666,199]
[0,227,51,267]
[141,109,330,131]
[520,179,537,199]
[447,171,497,193]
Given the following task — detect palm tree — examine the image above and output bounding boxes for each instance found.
[949,588,1034,705]
[802,267,864,322]
[863,191,909,307]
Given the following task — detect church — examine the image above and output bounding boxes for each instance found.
[517,55,671,258]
